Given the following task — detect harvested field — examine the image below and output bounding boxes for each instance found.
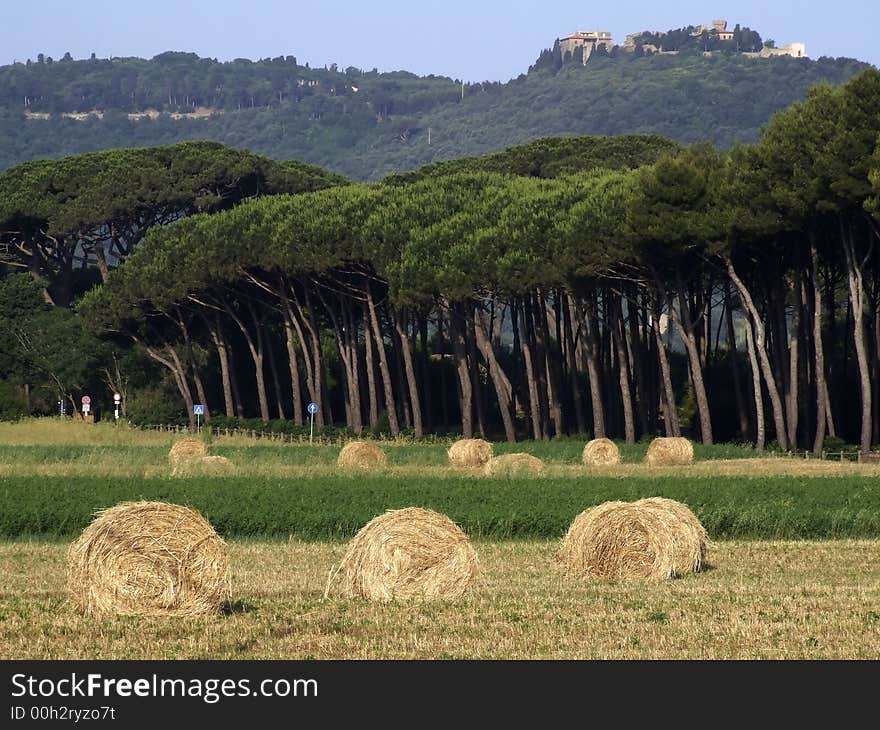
[2,539,879,659]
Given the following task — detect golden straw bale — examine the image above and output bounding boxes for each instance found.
[635,497,708,574]
[559,501,676,580]
[336,507,478,601]
[67,501,229,617]
[337,440,387,470]
[169,436,208,475]
[198,455,236,475]
[484,452,546,476]
[645,437,694,466]
[582,437,621,466]
[448,438,494,468]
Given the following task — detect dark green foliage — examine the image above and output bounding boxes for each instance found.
[0,52,869,180]
[2,473,880,539]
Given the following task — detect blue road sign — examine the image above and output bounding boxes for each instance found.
[307,402,319,415]
[193,404,205,415]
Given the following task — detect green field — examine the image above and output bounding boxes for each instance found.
[3,471,880,540]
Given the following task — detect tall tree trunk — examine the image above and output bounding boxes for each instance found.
[536,291,563,437]
[563,293,586,434]
[843,221,872,453]
[519,297,543,440]
[724,281,750,440]
[786,271,801,448]
[724,258,786,449]
[281,313,304,425]
[207,317,235,418]
[222,300,270,422]
[363,308,379,429]
[449,302,473,438]
[394,308,424,437]
[583,292,606,438]
[670,285,713,445]
[651,302,680,437]
[366,282,399,437]
[474,307,516,442]
[743,314,765,451]
[626,290,650,436]
[344,302,363,434]
[612,295,635,444]
[267,340,286,420]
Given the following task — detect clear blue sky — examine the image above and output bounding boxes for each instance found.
[3,0,878,81]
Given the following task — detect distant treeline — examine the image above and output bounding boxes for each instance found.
[0,50,870,179]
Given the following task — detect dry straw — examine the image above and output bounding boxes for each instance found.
[635,497,708,574]
[198,455,236,475]
[168,436,208,475]
[484,452,546,476]
[559,501,677,580]
[582,437,621,466]
[67,501,230,617]
[645,437,694,466]
[448,438,494,468]
[334,507,478,601]
[337,440,387,470]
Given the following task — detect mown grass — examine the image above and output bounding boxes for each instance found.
[3,540,879,659]
[3,472,880,540]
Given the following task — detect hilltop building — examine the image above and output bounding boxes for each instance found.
[558,31,615,63]
[748,42,808,59]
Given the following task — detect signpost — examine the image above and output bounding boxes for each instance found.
[307,402,319,443]
[81,395,91,416]
[113,393,121,421]
[194,404,205,433]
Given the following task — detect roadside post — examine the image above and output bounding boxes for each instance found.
[194,404,205,433]
[114,393,121,421]
[307,402,319,443]
[81,395,91,420]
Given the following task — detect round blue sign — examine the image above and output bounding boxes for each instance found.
[307,402,319,415]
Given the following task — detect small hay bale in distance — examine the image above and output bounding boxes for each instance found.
[559,501,676,581]
[645,437,694,466]
[484,452,546,476]
[169,436,208,475]
[582,437,621,466]
[448,438,493,468]
[67,501,230,617]
[337,440,387,470]
[337,507,478,601]
[198,455,236,475]
[635,497,708,574]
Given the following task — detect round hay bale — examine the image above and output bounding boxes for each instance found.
[645,437,694,466]
[169,436,208,475]
[559,501,676,580]
[337,507,478,601]
[582,437,621,466]
[635,497,708,574]
[484,452,546,476]
[198,455,236,475]
[448,438,493,468]
[337,440,387,470]
[67,501,230,617]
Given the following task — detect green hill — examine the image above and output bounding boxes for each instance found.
[0,49,870,180]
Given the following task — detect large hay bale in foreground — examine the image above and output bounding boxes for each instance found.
[636,497,708,574]
[484,452,546,476]
[198,455,236,475]
[337,440,387,470]
[67,501,229,617]
[582,437,621,466]
[169,436,208,475]
[559,501,676,581]
[337,507,478,601]
[645,437,694,466]
[448,438,493,468]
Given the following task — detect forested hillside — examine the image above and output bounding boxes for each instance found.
[0,50,870,179]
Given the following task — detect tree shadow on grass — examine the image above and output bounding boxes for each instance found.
[221,599,258,616]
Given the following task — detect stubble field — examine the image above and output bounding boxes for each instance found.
[1,419,879,659]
